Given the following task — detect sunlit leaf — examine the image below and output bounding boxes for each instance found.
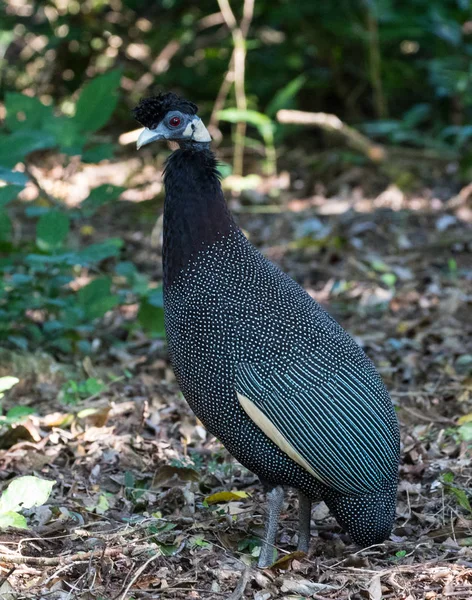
[73,70,122,133]
[204,490,249,504]
[218,108,274,140]
[0,476,55,514]
[0,511,27,529]
[0,377,19,393]
[458,423,472,441]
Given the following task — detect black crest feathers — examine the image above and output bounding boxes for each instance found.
[133,93,198,129]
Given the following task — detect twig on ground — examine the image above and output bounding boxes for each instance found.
[119,552,161,600]
[0,567,15,588]
[0,546,126,566]
[226,566,250,600]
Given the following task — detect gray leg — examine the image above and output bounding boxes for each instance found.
[258,485,284,568]
[297,491,311,553]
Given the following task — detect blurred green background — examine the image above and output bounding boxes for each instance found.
[0,0,471,359]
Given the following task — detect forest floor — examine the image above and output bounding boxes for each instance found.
[0,154,472,599]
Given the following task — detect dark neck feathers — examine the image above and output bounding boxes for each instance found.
[162,146,235,287]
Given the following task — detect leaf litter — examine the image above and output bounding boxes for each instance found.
[0,174,471,599]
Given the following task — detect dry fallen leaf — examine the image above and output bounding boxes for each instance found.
[152,464,200,485]
[368,574,382,600]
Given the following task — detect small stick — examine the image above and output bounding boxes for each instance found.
[277,109,386,163]
[0,546,125,566]
[226,566,250,600]
[119,552,161,600]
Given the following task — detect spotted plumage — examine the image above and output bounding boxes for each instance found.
[134,93,400,567]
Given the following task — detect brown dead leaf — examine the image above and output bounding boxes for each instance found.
[280,577,336,595]
[0,424,36,449]
[43,412,74,428]
[368,574,382,600]
[77,406,111,428]
[152,464,199,485]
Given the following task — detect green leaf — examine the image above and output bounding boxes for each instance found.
[36,211,70,251]
[82,184,125,212]
[449,486,472,513]
[218,108,272,132]
[217,108,275,146]
[4,406,35,424]
[458,422,472,441]
[147,287,163,307]
[266,75,306,117]
[75,238,123,265]
[0,131,56,168]
[0,167,28,186]
[82,143,115,163]
[115,261,137,279]
[0,511,27,529]
[0,185,23,208]
[5,93,54,132]
[138,298,165,336]
[381,273,397,287]
[77,277,119,320]
[84,377,105,395]
[73,70,122,133]
[0,377,19,393]
[0,214,12,242]
[442,472,454,484]
[0,476,55,514]
[43,117,85,156]
[94,494,110,514]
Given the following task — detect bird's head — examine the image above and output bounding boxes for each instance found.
[133,92,211,149]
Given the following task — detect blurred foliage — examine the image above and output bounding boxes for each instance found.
[0,0,471,357]
[0,0,471,137]
[0,72,164,353]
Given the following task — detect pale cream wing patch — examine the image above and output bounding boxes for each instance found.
[237,391,327,485]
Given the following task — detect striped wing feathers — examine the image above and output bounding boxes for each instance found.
[236,348,399,495]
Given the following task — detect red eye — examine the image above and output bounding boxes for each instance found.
[169,116,181,127]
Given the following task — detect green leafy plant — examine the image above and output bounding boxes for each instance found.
[60,377,106,405]
[0,72,165,355]
[442,472,472,514]
[218,108,277,176]
[0,476,55,529]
